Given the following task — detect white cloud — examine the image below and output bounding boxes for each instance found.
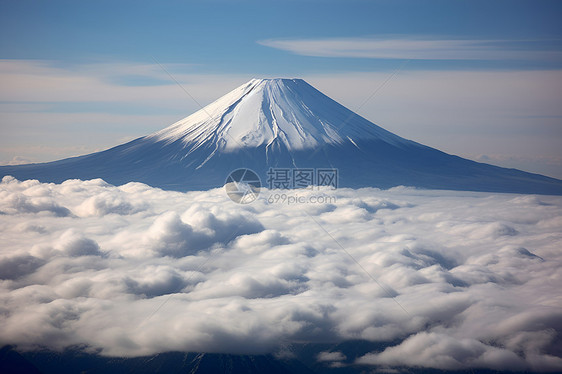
[259,36,562,61]
[2,156,32,165]
[317,351,346,362]
[55,229,102,257]
[357,332,526,370]
[0,59,246,105]
[0,176,561,371]
[317,350,347,368]
[75,190,148,217]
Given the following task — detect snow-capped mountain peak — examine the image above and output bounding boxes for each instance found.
[149,78,406,152]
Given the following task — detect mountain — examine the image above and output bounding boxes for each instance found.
[1,78,561,194]
[0,346,42,374]
[10,349,315,374]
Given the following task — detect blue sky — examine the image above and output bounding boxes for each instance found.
[1,0,562,177]
[2,0,561,72]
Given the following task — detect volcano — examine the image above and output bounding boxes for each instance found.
[2,78,561,194]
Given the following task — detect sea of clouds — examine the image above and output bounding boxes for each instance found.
[0,175,561,371]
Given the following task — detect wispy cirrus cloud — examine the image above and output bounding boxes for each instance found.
[0,59,247,106]
[259,36,562,61]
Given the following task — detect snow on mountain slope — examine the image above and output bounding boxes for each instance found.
[1,78,562,194]
[149,78,408,155]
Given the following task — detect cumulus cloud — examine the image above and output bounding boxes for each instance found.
[0,176,561,371]
[75,190,148,217]
[357,332,526,370]
[0,176,71,216]
[55,229,102,257]
[0,255,45,280]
